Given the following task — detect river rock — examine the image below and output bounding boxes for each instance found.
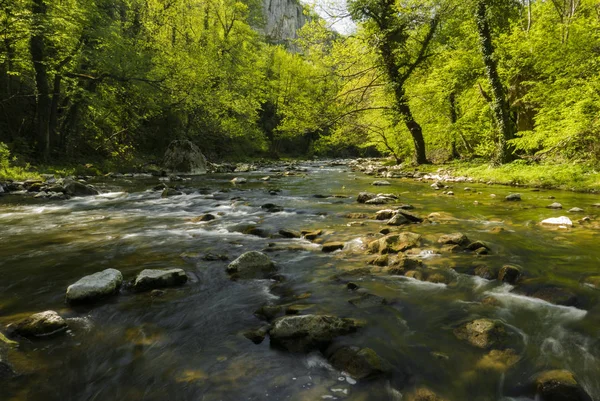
[234,163,255,173]
[63,179,99,197]
[227,251,276,279]
[381,256,422,275]
[438,232,469,246]
[302,229,322,241]
[547,202,563,209]
[243,325,270,344]
[453,319,508,349]
[322,242,345,253]
[66,268,123,304]
[255,305,284,321]
[365,195,397,205]
[163,140,207,174]
[372,180,391,186]
[231,177,247,184]
[269,314,358,352]
[161,187,182,197]
[368,232,421,254]
[387,213,409,226]
[348,293,387,308]
[397,210,423,223]
[190,213,215,222]
[132,268,188,292]
[466,241,491,251]
[568,207,584,213]
[376,209,396,220]
[533,369,591,401]
[261,203,284,213]
[404,387,449,401]
[279,229,301,238]
[541,216,573,226]
[476,348,520,372]
[498,264,521,284]
[505,193,522,201]
[473,265,495,280]
[327,346,391,380]
[10,311,68,338]
[357,192,376,203]
[0,357,16,380]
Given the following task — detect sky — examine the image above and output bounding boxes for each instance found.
[306,0,357,34]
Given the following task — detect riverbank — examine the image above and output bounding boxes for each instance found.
[2,157,600,193]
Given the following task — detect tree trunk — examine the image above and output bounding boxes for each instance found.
[449,92,460,159]
[30,0,51,160]
[379,42,428,164]
[475,1,515,164]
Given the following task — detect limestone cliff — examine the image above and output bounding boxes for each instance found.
[260,0,307,45]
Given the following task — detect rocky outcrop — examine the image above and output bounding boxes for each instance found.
[66,268,123,304]
[9,311,67,338]
[261,0,307,46]
[227,251,276,279]
[132,268,188,292]
[269,314,358,352]
[163,140,207,175]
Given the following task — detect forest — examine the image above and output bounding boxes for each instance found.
[0,0,599,170]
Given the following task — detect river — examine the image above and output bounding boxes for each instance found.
[0,161,599,401]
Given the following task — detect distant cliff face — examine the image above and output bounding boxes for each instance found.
[261,0,307,45]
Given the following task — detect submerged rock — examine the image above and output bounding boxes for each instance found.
[278,229,301,238]
[261,203,284,213]
[10,311,68,338]
[327,346,391,380]
[498,264,522,284]
[161,187,182,197]
[227,251,276,279]
[132,268,188,292]
[453,319,508,349]
[190,213,215,222]
[66,268,123,304]
[163,140,207,174]
[348,293,387,308]
[231,177,247,184]
[269,314,358,352]
[404,387,449,401]
[476,348,520,372]
[533,369,592,401]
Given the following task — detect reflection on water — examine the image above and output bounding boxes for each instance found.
[1,162,599,400]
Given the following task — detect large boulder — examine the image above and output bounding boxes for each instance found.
[453,319,508,349]
[163,140,207,175]
[227,251,276,279]
[327,346,391,380]
[533,370,592,401]
[269,314,359,352]
[66,268,123,304]
[10,311,67,338]
[63,179,99,197]
[132,268,188,292]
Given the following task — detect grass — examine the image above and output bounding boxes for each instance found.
[0,164,42,181]
[412,160,600,192]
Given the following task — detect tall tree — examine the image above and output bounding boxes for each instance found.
[474,0,515,163]
[348,0,440,164]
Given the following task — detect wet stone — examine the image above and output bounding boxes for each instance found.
[466,240,491,251]
[533,370,592,401]
[372,180,391,186]
[227,251,276,279]
[438,232,469,246]
[322,242,345,253]
[190,213,216,222]
[279,229,301,238]
[269,314,359,352]
[132,268,188,292]
[261,203,284,213]
[498,264,522,284]
[453,319,508,349]
[255,305,284,321]
[348,293,387,308]
[473,265,495,280]
[404,387,449,401]
[10,311,68,339]
[505,193,522,201]
[387,213,409,226]
[568,207,584,213]
[327,346,391,380]
[357,192,376,203]
[547,202,563,209]
[66,268,123,304]
[243,325,270,344]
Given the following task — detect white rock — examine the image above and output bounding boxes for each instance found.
[540,216,573,226]
[66,268,123,304]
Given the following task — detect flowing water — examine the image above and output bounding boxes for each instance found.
[1,161,599,401]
